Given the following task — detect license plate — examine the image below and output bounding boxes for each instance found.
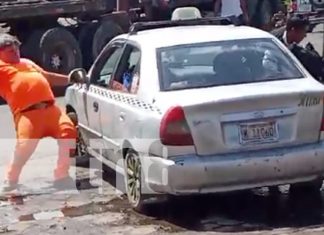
[239,121,278,145]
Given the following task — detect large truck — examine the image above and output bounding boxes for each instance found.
[0,0,141,74]
[0,0,218,75]
[0,0,288,77]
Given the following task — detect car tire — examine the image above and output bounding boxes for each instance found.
[289,178,323,194]
[66,112,91,168]
[21,27,82,74]
[92,21,123,59]
[75,127,91,168]
[310,0,324,9]
[124,149,151,212]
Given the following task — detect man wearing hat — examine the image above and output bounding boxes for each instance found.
[0,33,78,192]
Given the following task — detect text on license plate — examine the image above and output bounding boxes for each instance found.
[239,122,278,144]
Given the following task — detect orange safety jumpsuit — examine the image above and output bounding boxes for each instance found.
[0,58,77,183]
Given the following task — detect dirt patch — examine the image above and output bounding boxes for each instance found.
[106,196,185,233]
[14,196,183,233]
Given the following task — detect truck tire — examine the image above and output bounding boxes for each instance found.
[78,23,99,70]
[311,0,324,9]
[40,27,82,74]
[92,21,123,59]
[20,29,45,64]
[21,27,82,74]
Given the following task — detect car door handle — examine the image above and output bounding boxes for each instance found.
[119,112,125,121]
[93,102,99,112]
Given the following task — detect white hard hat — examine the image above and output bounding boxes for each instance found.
[171,7,202,20]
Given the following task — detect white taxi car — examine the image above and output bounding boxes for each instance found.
[65,16,324,211]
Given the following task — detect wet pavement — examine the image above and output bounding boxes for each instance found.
[3,167,324,235]
[2,135,324,235]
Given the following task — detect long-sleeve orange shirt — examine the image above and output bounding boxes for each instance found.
[0,58,55,115]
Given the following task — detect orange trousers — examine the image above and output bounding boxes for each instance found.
[6,104,77,183]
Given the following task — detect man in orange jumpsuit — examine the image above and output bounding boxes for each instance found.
[0,33,78,192]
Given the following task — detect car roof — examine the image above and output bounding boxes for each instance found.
[115,25,275,49]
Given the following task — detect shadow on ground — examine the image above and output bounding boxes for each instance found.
[75,158,324,233]
[140,190,324,233]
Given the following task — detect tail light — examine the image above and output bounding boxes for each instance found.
[160,106,194,146]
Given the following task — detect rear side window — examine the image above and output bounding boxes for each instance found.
[157,38,304,91]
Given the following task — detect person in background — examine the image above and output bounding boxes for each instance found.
[269,14,324,194]
[141,0,170,21]
[214,0,249,25]
[271,13,308,45]
[271,14,324,82]
[0,33,78,193]
[271,11,287,29]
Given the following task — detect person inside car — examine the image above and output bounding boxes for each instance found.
[111,63,138,93]
[262,49,281,79]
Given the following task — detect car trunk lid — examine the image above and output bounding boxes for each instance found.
[155,79,324,155]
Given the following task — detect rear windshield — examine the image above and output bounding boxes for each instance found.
[157,38,304,91]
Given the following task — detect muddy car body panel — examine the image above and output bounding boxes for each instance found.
[65,24,324,195]
[145,142,324,194]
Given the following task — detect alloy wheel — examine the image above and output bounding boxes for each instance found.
[125,151,142,207]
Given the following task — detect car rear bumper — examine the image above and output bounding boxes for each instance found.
[143,142,324,195]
